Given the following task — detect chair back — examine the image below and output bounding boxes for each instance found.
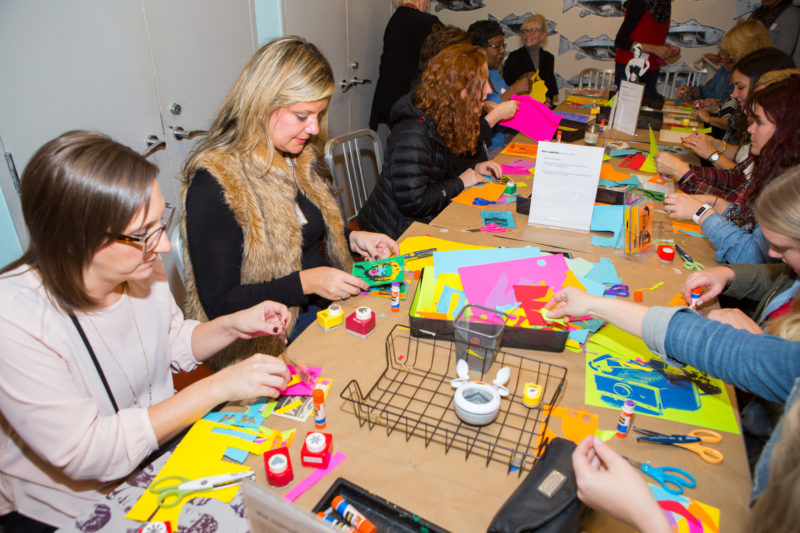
[324,129,383,221]
[577,68,615,91]
[659,68,708,98]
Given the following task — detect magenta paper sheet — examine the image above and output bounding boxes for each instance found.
[499,95,562,142]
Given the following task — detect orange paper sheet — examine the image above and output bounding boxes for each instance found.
[451,182,506,206]
[501,141,538,158]
[672,220,703,234]
[599,163,633,182]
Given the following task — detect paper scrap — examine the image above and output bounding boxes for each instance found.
[499,95,562,142]
[284,451,347,503]
[451,182,506,206]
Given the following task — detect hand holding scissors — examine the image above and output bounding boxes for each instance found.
[635,427,724,464]
[624,457,696,495]
[149,471,255,508]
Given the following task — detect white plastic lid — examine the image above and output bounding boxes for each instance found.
[268,453,287,474]
[356,306,372,321]
[305,432,326,453]
[328,304,342,316]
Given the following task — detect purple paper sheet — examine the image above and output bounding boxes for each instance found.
[499,95,562,142]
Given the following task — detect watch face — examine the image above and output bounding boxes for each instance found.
[709,152,720,162]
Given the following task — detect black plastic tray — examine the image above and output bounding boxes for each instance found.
[312,477,449,533]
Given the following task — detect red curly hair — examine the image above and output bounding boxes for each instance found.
[735,74,800,228]
[413,44,487,156]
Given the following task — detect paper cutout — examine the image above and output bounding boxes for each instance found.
[436,285,467,317]
[433,246,542,276]
[620,152,647,170]
[669,293,689,307]
[451,182,506,206]
[599,163,634,182]
[650,485,721,533]
[284,451,347,503]
[541,405,598,445]
[584,325,740,433]
[126,420,287,526]
[499,95,562,142]
[554,111,591,124]
[673,220,704,238]
[501,141,538,158]
[280,365,322,396]
[529,70,548,103]
[481,210,516,228]
[352,256,405,287]
[500,157,535,175]
[584,257,623,286]
[638,126,658,174]
[609,148,642,157]
[590,205,625,248]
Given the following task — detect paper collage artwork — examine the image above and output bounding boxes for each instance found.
[650,485,720,532]
[352,256,405,287]
[584,325,739,434]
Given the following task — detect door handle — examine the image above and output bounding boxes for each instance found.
[340,79,355,93]
[172,127,209,140]
[143,135,166,158]
[350,77,371,86]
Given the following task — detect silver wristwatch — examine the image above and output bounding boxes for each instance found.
[708,151,721,163]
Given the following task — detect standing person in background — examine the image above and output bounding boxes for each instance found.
[369,0,440,135]
[749,0,800,63]
[613,0,679,97]
[502,14,558,106]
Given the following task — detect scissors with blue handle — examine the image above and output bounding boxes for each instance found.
[603,284,629,297]
[625,457,696,495]
[149,470,255,508]
[635,427,724,464]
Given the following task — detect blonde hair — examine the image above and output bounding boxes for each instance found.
[719,20,771,62]
[748,400,800,533]
[522,14,547,45]
[755,165,800,340]
[184,36,334,182]
[756,68,800,90]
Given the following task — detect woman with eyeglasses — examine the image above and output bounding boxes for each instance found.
[0,131,292,532]
[502,14,558,106]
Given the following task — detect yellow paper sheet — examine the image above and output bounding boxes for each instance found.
[398,235,490,271]
[529,70,548,103]
[126,420,294,526]
[584,325,739,434]
[451,182,506,206]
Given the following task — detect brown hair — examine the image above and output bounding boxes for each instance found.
[0,131,156,312]
[413,44,487,156]
[419,24,471,70]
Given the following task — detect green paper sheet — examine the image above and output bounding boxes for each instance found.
[639,126,658,173]
[584,325,740,434]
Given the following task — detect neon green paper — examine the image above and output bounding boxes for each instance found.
[670,126,712,133]
[639,126,658,173]
[584,325,740,434]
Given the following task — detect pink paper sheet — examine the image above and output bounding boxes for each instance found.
[283,451,347,502]
[280,365,322,396]
[499,95,562,142]
[458,255,569,310]
[500,157,535,175]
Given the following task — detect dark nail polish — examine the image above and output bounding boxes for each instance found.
[273,326,279,333]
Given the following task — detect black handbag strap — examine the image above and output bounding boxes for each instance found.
[69,314,120,413]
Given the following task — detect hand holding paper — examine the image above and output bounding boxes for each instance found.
[499,95,561,141]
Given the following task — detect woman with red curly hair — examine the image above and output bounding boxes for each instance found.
[357,44,511,239]
[662,73,800,264]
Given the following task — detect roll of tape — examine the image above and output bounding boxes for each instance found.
[356,306,372,321]
[327,304,342,316]
[657,244,675,262]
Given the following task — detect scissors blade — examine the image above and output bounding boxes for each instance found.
[638,435,701,444]
[183,471,256,492]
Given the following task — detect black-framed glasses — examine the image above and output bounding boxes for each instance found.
[487,42,506,51]
[116,203,175,259]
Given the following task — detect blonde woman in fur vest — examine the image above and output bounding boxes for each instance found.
[182,37,399,370]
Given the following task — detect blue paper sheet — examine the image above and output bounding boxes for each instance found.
[223,447,250,463]
[481,210,516,228]
[590,205,624,248]
[568,329,591,344]
[576,274,608,296]
[609,148,643,157]
[436,285,467,317]
[433,247,542,276]
[555,111,591,124]
[674,228,705,238]
[585,257,623,286]
[598,176,642,188]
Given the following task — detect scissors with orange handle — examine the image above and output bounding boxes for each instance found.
[634,427,724,464]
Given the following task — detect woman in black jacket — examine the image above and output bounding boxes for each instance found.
[358,44,508,239]
[503,14,558,106]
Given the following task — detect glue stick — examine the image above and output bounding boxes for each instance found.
[616,400,635,438]
[690,287,702,310]
[331,496,377,533]
[391,282,400,313]
[316,512,357,533]
[313,388,326,429]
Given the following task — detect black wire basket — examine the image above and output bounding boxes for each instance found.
[339,324,567,476]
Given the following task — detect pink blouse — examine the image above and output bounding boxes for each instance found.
[0,261,199,527]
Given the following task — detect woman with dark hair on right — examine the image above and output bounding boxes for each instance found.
[658,73,800,264]
[357,44,512,239]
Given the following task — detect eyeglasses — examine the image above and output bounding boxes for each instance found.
[487,42,506,51]
[115,203,175,260]
[520,28,540,36]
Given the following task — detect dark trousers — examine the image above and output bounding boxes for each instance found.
[2,512,56,533]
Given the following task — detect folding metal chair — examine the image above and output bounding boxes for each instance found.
[324,129,383,226]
